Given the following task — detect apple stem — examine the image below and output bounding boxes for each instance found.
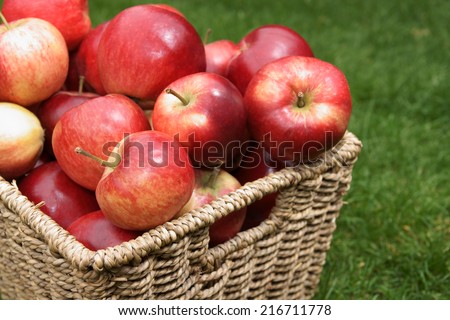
[78,76,85,95]
[297,92,306,108]
[206,164,222,188]
[204,28,212,44]
[74,147,120,168]
[0,12,11,30]
[165,88,189,106]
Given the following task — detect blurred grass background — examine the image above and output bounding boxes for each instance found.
[1,0,448,299]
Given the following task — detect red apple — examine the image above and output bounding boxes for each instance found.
[77,130,195,231]
[205,39,240,77]
[151,4,185,17]
[63,51,83,92]
[67,210,142,251]
[38,88,99,156]
[0,102,44,181]
[52,94,151,191]
[97,5,206,102]
[2,0,91,51]
[75,21,109,95]
[0,14,69,107]
[234,145,281,230]
[152,72,247,168]
[18,161,100,229]
[177,168,246,246]
[227,24,314,95]
[245,56,352,163]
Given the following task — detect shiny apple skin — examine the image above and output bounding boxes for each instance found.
[18,161,99,229]
[96,130,195,231]
[0,18,69,107]
[38,91,99,156]
[227,24,314,95]
[75,21,110,95]
[0,102,44,180]
[245,56,352,163]
[205,39,240,77]
[52,94,151,190]
[2,0,91,51]
[67,210,141,251]
[152,72,247,168]
[97,5,206,101]
[178,168,246,246]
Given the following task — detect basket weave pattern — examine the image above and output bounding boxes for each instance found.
[0,132,361,300]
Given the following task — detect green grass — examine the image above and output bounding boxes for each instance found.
[1,0,449,299]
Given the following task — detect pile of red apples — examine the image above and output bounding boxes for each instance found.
[0,1,352,250]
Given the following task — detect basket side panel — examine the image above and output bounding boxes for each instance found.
[192,152,359,300]
[265,176,323,299]
[151,235,200,300]
[299,164,355,298]
[0,201,50,299]
[246,231,284,299]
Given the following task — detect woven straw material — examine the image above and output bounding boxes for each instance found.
[0,132,361,300]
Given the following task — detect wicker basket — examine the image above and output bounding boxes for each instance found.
[0,131,361,300]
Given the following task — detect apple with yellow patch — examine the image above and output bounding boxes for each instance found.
[0,13,69,107]
[0,102,44,180]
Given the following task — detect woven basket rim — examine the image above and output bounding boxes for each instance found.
[0,131,362,271]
